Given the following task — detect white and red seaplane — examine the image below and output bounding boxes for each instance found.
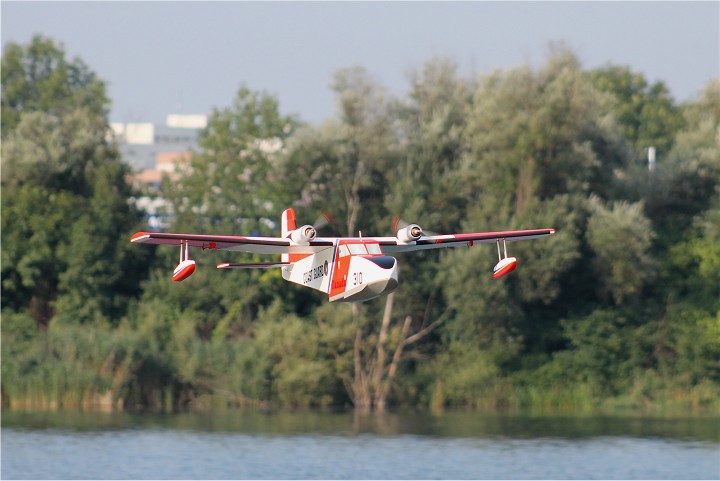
[131,208,555,302]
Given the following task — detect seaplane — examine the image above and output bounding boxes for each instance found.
[130,208,555,302]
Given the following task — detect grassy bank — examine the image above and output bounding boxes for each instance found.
[3,321,718,416]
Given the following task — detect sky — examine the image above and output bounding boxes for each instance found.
[2,1,718,125]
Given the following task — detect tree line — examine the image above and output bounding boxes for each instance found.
[2,36,718,413]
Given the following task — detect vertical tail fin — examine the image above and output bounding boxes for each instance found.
[281,208,297,237]
[281,208,313,264]
[281,208,296,264]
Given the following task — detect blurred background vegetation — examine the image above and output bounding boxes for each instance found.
[2,36,718,414]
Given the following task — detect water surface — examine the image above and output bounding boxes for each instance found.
[2,410,718,479]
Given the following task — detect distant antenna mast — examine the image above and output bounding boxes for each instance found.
[647,146,656,171]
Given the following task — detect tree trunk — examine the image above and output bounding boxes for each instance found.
[516,156,536,214]
[375,315,412,411]
[373,292,395,409]
[30,273,56,329]
[351,303,371,412]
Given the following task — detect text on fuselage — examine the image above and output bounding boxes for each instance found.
[303,261,329,284]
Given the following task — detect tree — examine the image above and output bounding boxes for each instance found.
[324,67,396,411]
[283,65,466,412]
[283,67,395,236]
[1,36,109,138]
[633,78,720,245]
[438,49,625,363]
[585,196,655,305]
[1,38,146,327]
[144,86,301,338]
[169,86,299,234]
[1,182,78,326]
[355,59,487,412]
[440,194,583,364]
[461,48,626,216]
[388,56,470,234]
[589,65,684,159]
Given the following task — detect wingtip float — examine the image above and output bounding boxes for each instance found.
[130,208,555,302]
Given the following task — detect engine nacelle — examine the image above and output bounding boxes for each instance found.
[290,225,317,244]
[396,224,423,243]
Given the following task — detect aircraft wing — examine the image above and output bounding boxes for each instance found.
[130,231,333,255]
[131,227,554,255]
[368,228,556,253]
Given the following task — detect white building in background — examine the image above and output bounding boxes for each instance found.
[114,114,208,229]
[111,113,207,181]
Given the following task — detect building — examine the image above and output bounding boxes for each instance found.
[112,114,207,189]
[113,114,207,229]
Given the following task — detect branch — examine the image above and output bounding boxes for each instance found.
[422,286,438,328]
[403,308,450,346]
[385,315,412,385]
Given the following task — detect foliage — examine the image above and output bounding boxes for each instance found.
[626,79,720,244]
[461,50,625,210]
[1,35,109,138]
[589,65,684,158]
[168,86,299,233]
[1,38,149,328]
[586,196,655,305]
[283,66,396,237]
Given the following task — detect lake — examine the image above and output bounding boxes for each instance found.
[2,410,718,479]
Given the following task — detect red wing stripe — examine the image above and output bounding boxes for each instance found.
[423,229,556,244]
[130,231,335,248]
[130,232,291,246]
[376,228,555,253]
[365,229,554,247]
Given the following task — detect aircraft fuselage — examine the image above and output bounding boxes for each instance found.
[282,240,399,302]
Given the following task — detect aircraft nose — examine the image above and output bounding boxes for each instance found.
[366,256,396,269]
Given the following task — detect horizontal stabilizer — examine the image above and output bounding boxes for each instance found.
[217,262,290,269]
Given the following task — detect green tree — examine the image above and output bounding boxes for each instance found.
[1,110,145,326]
[554,308,653,395]
[283,67,395,237]
[442,195,582,360]
[1,38,147,327]
[657,197,720,385]
[439,49,624,362]
[284,65,469,412]
[589,65,684,159]
[138,86,301,340]
[586,196,656,305]
[169,86,299,233]
[635,78,720,244]
[461,48,625,216]
[1,36,109,138]
[388,56,470,233]
[1,183,78,325]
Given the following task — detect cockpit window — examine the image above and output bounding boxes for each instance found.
[348,244,368,255]
[366,244,382,255]
[339,245,350,257]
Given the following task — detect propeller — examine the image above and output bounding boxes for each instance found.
[313,212,334,230]
[392,216,438,237]
[392,216,408,232]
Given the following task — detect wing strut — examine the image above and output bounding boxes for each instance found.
[496,238,509,261]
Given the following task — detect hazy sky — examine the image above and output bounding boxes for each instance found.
[2,1,718,124]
